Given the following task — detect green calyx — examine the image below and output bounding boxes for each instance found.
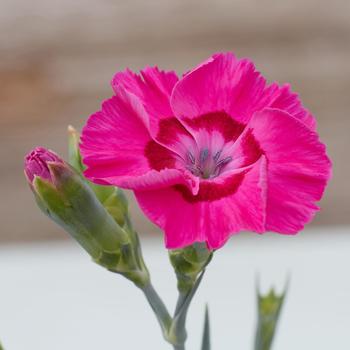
[166,244,212,346]
[91,184,130,228]
[169,243,212,293]
[33,162,149,287]
[66,126,150,286]
[259,289,284,316]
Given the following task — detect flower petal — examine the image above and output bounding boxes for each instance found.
[263,83,316,129]
[80,86,197,192]
[171,52,268,126]
[135,157,267,249]
[247,108,331,233]
[81,87,151,178]
[112,66,179,137]
[86,167,199,192]
[203,157,267,248]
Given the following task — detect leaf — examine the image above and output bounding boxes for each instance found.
[254,278,289,350]
[201,304,211,350]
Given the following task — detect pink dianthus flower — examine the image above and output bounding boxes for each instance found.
[80,52,331,249]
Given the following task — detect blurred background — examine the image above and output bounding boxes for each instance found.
[1,0,349,242]
[1,1,350,349]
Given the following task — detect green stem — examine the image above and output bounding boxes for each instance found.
[172,291,188,345]
[170,271,206,350]
[141,283,172,342]
[174,292,187,315]
[173,345,185,350]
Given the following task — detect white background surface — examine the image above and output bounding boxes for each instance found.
[0,227,349,349]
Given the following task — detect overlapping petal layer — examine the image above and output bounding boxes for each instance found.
[80,86,196,193]
[171,52,316,129]
[112,67,178,137]
[246,108,331,233]
[171,52,267,126]
[135,157,267,249]
[81,52,331,250]
[263,83,316,130]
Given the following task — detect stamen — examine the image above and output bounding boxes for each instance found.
[186,164,203,177]
[213,150,221,162]
[216,156,232,168]
[200,148,209,164]
[185,165,196,173]
[187,151,195,164]
[209,169,220,179]
[184,148,232,179]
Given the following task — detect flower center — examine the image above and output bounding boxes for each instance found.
[185,148,232,179]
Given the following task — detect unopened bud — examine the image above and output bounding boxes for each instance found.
[24,147,62,184]
[24,147,149,287]
[169,243,212,293]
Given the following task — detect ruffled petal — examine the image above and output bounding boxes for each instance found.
[203,156,267,248]
[86,167,199,193]
[262,83,316,130]
[135,157,267,249]
[81,87,151,178]
[111,66,179,137]
[247,108,331,233]
[81,86,198,192]
[171,52,268,126]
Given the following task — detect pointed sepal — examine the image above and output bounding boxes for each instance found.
[254,279,289,350]
[201,304,211,350]
[68,125,84,173]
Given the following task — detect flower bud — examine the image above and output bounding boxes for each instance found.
[24,147,63,184]
[169,243,212,293]
[24,147,149,287]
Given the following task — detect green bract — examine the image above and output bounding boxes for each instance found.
[32,161,149,287]
[169,242,212,293]
[255,284,288,350]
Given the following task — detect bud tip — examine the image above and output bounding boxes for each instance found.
[24,147,63,184]
[68,125,76,134]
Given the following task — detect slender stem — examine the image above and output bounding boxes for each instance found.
[174,292,187,315]
[171,291,188,349]
[172,290,188,344]
[142,283,187,349]
[173,344,185,350]
[141,283,172,342]
[170,271,206,350]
